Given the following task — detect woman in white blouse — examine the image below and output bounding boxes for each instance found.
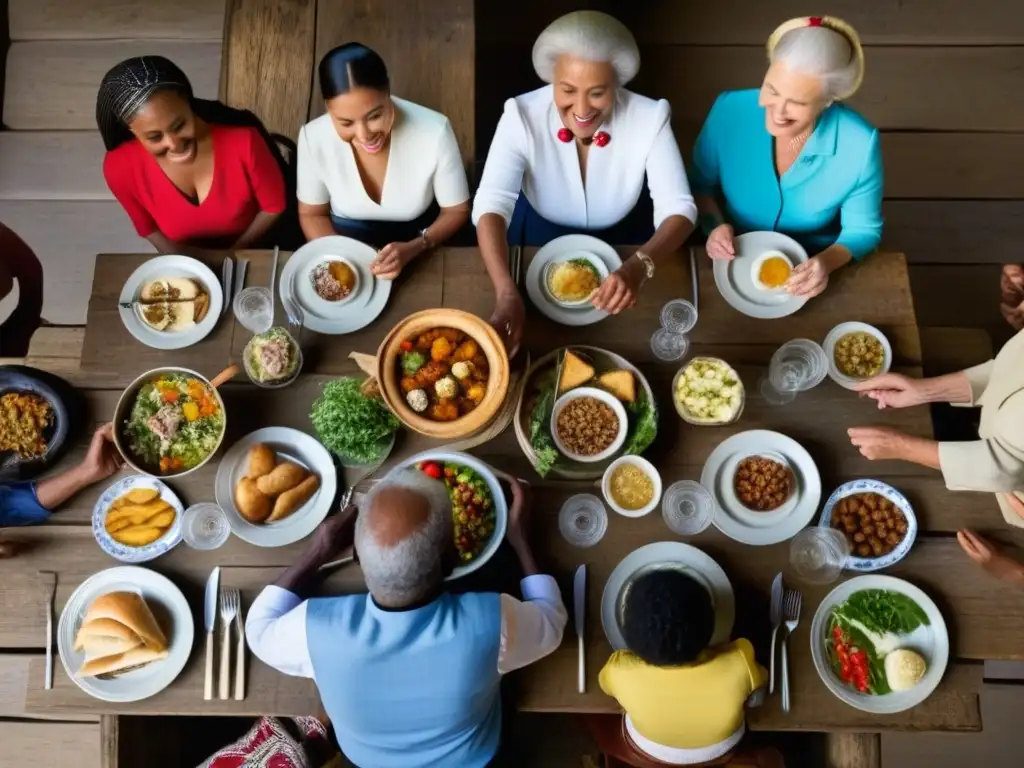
[298,43,470,279]
[473,11,697,354]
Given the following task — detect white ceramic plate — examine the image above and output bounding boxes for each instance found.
[823,322,893,389]
[526,235,622,326]
[92,475,184,563]
[713,232,808,319]
[700,430,821,545]
[57,566,194,703]
[404,450,509,580]
[215,427,338,547]
[550,387,628,463]
[810,574,949,714]
[280,237,390,334]
[118,255,224,350]
[819,479,918,572]
[601,541,735,650]
[542,251,611,308]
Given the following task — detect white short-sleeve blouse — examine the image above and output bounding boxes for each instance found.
[472,86,697,230]
[297,97,470,222]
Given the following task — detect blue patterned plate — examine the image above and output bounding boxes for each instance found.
[818,479,917,572]
[92,475,184,563]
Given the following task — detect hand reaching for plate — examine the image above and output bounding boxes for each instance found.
[489,291,525,358]
[371,241,420,280]
[852,373,926,410]
[591,258,642,314]
[957,529,1024,586]
[706,224,735,260]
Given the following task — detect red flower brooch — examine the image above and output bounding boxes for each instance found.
[557,128,610,147]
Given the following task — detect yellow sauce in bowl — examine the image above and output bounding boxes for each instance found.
[609,463,655,511]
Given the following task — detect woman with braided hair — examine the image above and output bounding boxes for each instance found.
[691,16,883,300]
[97,56,287,256]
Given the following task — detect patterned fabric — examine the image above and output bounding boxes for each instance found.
[200,716,330,768]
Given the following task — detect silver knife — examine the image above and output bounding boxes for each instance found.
[769,572,784,695]
[689,246,700,313]
[221,257,234,317]
[574,564,586,694]
[203,566,221,700]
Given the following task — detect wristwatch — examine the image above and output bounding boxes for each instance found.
[419,228,434,251]
[634,250,655,282]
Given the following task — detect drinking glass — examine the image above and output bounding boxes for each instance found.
[233,286,274,334]
[759,339,828,405]
[559,494,608,548]
[661,480,715,536]
[789,527,851,585]
[650,328,690,362]
[660,299,698,335]
[182,503,231,550]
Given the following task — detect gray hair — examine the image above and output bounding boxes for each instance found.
[770,26,861,102]
[355,467,452,604]
[532,11,640,86]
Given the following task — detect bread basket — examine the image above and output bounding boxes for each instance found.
[374,309,511,439]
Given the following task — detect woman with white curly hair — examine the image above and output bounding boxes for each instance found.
[473,11,697,355]
[692,16,883,300]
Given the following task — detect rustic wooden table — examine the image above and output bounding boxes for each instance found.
[3,247,1016,766]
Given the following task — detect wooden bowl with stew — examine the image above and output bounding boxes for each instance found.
[376,309,510,439]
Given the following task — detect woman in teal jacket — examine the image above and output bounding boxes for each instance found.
[691,16,882,299]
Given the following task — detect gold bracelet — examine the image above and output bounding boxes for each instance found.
[634,250,655,282]
[419,228,434,251]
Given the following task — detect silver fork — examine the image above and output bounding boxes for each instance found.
[781,589,802,713]
[218,589,240,700]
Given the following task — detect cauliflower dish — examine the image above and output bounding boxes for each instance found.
[397,328,490,421]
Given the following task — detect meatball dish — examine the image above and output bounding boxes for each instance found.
[397,328,489,421]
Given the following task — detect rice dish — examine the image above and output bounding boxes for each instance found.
[547,259,602,303]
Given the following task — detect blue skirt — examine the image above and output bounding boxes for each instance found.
[505,194,654,247]
[330,203,438,250]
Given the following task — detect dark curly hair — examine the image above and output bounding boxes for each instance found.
[622,569,715,666]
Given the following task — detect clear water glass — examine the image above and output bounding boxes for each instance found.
[660,299,698,335]
[559,494,608,548]
[759,339,829,405]
[661,480,715,536]
[233,286,274,334]
[182,503,231,550]
[650,328,690,362]
[789,527,851,585]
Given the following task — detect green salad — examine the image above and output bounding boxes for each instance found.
[311,377,400,465]
[245,327,299,383]
[124,373,223,474]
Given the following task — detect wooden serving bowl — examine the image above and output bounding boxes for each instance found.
[377,309,510,439]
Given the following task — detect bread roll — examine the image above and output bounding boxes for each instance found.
[81,592,167,652]
[256,462,308,496]
[267,474,320,522]
[81,634,142,661]
[247,443,276,479]
[235,477,272,523]
[76,645,169,678]
[73,617,141,651]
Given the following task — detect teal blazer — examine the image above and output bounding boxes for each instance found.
[690,89,883,261]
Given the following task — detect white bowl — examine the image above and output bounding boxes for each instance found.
[550,387,628,463]
[823,322,892,389]
[602,456,663,518]
[542,252,609,308]
[306,256,361,310]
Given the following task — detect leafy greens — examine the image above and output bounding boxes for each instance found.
[310,377,400,465]
[528,384,559,478]
[621,388,658,456]
[834,589,930,635]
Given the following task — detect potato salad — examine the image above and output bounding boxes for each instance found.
[674,358,744,424]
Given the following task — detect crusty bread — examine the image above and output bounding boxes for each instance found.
[81,634,142,661]
[73,617,141,651]
[81,592,167,652]
[76,645,169,678]
[558,351,594,393]
[246,443,277,479]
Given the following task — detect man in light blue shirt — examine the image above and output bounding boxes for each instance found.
[691,16,883,299]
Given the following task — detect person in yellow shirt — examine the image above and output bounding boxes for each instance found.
[590,569,780,767]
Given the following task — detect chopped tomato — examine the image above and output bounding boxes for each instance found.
[162,390,179,403]
[420,461,443,480]
[400,340,414,351]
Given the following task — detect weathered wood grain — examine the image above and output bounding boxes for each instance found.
[222,0,316,139]
[0,132,109,201]
[0,654,99,720]
[4,41,222,130]
[920,328,994,377]
[0,721,102,766]
[826,733,881,768]
[909,264,1005,331]
[882,133,1024,201]
[886,202,1024,264]
[312,0,475,168]
[477,0,1024,46]
[9,0,226,40]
